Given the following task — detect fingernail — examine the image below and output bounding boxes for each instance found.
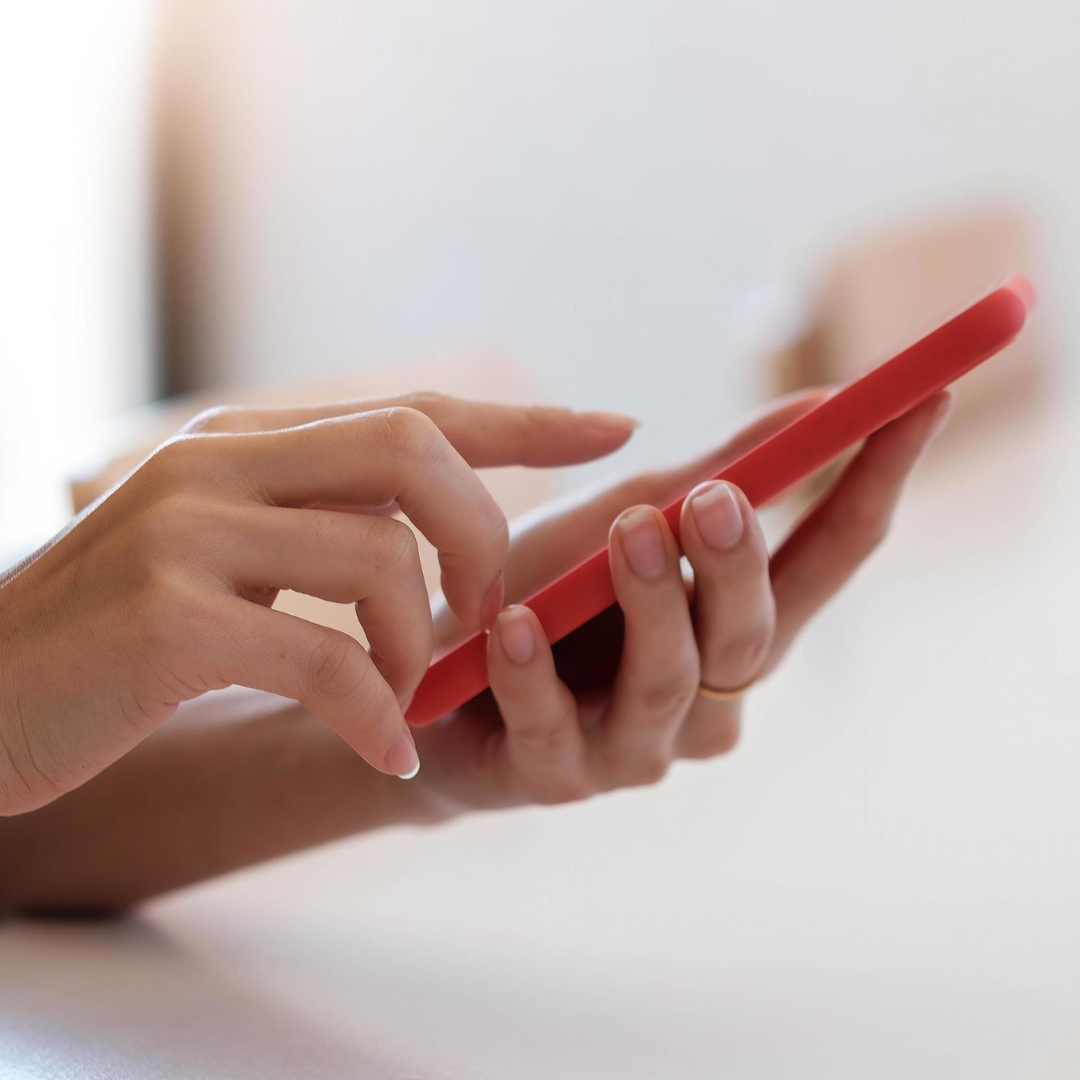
[480,571,504,629]
[385,729,421,780]
[617,507,668,579]
[691,482,744,551]
[579,409,642,430]
[497,606,536,665]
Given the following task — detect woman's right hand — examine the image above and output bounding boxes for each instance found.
[0,393,636,814]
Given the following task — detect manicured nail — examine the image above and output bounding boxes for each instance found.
[691,482,744,551]
[480,571,505,629]
[497,606,536,665]
[617,507,667,579]
[385,729,421,780]
[579,409,642,430]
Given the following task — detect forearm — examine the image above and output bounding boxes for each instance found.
[0,690,458,914]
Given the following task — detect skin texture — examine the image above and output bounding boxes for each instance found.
[0,390,952,913]
[0,393,638,812]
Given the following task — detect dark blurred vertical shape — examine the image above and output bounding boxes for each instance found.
[152,0,204,398]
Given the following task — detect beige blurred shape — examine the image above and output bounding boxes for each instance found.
[775,204,1048,430]
[757,204,1050,509]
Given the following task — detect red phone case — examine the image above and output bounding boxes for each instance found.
[406,276,1034,725]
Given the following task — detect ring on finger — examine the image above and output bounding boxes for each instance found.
[697,676,758,702]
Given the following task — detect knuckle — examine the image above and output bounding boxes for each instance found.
[681,718,742,760]
[400,390,449,415]
[143,433,248,501]
[505,711,585,791]
[183,404,243,434]
[141,437,216,499]
[378,406,440,461]
[705,627,773,682]
[130,571,202,652]
[531,775,596,806]
[639,661,700,720]
[709,719,743,756]
[305,635,366,704]
[511,717,569,759]
[141,437,191,488]
[360,524,426,599]
[377,520,421,573]
[625,751,671,787]
[130,562,174,616]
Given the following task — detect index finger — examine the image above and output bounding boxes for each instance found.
[218,408,509,629]
[185,392,639,467]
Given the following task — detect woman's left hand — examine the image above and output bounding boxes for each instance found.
[410,390,952,813]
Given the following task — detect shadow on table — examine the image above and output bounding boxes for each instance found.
[0,917,427,1080]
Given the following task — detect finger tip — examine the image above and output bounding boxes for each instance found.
[587,416,642,458]
[686,480,750,553]
[579,409,642,431]
[610,503,661,542]
[385,729,421,779]
[608,427,639,451]
[491,604,540,667]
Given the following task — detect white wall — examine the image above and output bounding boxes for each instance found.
[5,0,1079,554]
[158,0,1079,479]
[0,1,154,559]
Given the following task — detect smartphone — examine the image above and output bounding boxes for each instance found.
[406,275,1034,725]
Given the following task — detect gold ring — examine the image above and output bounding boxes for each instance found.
[698,679,755,702]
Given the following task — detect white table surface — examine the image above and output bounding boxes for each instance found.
[3,391,1080,1079]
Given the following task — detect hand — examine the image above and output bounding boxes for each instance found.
[0,393,636,813]
[409,391,953,813]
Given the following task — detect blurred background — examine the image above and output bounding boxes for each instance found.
[2,0,1075,558]
[3,3,1080,1077]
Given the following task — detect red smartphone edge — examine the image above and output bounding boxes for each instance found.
[406,275,1034,725]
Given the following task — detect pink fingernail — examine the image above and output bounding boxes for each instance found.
[616,508,668,579]
[385,729,421,779]
[497,607,536,665]
[691,482,744,551]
